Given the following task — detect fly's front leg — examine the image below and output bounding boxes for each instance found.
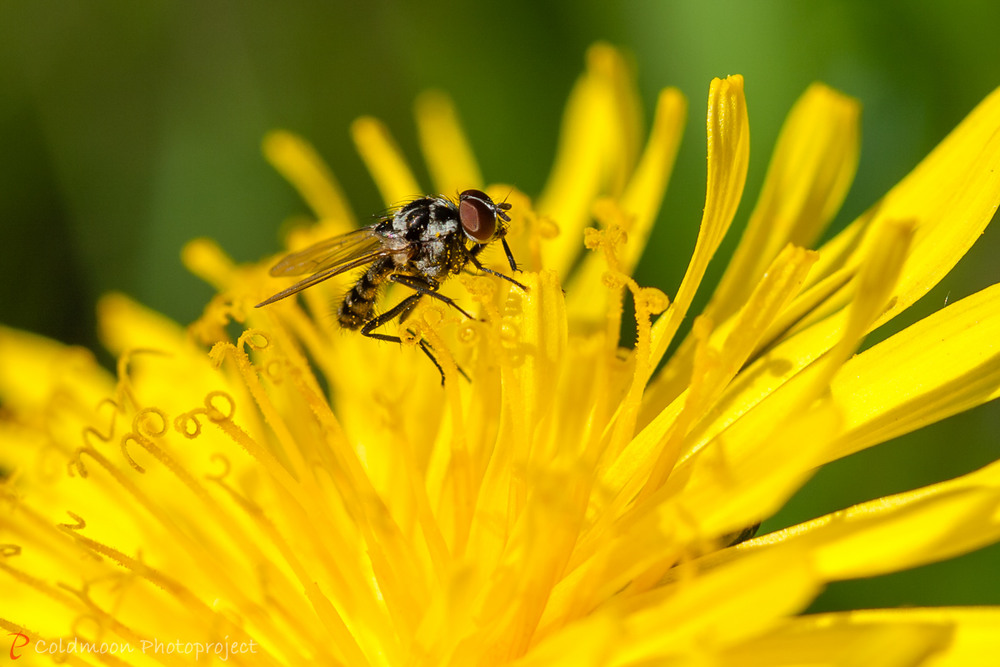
[466,249,528,291]
[468,231,524,277]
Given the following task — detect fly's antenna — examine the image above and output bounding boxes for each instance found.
[495,188,514,223]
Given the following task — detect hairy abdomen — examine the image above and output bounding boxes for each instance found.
[338,258,393,329]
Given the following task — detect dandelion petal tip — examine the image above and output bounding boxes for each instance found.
[262,129,298,156]
[182,238,236,289]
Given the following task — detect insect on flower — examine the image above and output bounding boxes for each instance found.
[256,189,526,383]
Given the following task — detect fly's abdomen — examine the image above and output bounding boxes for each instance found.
[338,258,392,330]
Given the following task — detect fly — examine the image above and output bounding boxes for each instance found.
[256,189,526,383]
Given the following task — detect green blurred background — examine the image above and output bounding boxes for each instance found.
[2,1,999,612]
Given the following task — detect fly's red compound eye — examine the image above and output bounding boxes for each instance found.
[458,189,498,242]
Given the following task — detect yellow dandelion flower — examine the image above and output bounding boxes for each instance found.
[4,42,1000,665]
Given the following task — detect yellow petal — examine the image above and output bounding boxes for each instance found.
[469,270,568,557]
[0,326,111,414]
[643,84,859,417]
[646,74,750,377]
[615,244,819,499]
[669,87,1000,462]
[820,217,915,377]
[673,217,914,473]
[415,90,483,194]
[619,88,688,273]
[97,292,189,356]
[182,237,240,294]
[830,281,1000,461]
[707,83,860,326]
[530,545,819,665]
[676,402,840,539]
[351,116,422,205]
[833,608,1000,667]
[262,129,355,227]
[605,544,819,664]
[511,614,620,667]
[753,458,1000,580]
[462,467,590,663]
[599,242,814,512]
[500,270,569,459]
[768,83,1000,346]
[538,44,642,278]
[605,75,749,460]
[97,294,238,424]
[0,327,114,481]
[765,608,1000,667]
[722,611,952,667]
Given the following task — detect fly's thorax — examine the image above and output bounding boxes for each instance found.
[387,196,467,279]
[391,197,461,239]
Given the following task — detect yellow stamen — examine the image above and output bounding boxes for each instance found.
[565,87,687,323]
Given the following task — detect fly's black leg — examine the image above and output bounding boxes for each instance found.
[417,337,448,385]
[359,290,469,385]
[359,293,423,345]
[466,251,528,291]
[389,273,479,321]
[500,236,520,275]
[468,231,521,275]
[406,330,471,383]
[395,295,421,325]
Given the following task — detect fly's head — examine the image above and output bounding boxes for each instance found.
[458,189,512,246]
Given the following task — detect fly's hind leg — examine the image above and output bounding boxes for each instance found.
[359,291,469,385]
[410,334,471,383]
[357,293,423,346]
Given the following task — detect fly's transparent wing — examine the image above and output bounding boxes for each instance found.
[257,226,394,307]
[268,226,384,276]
